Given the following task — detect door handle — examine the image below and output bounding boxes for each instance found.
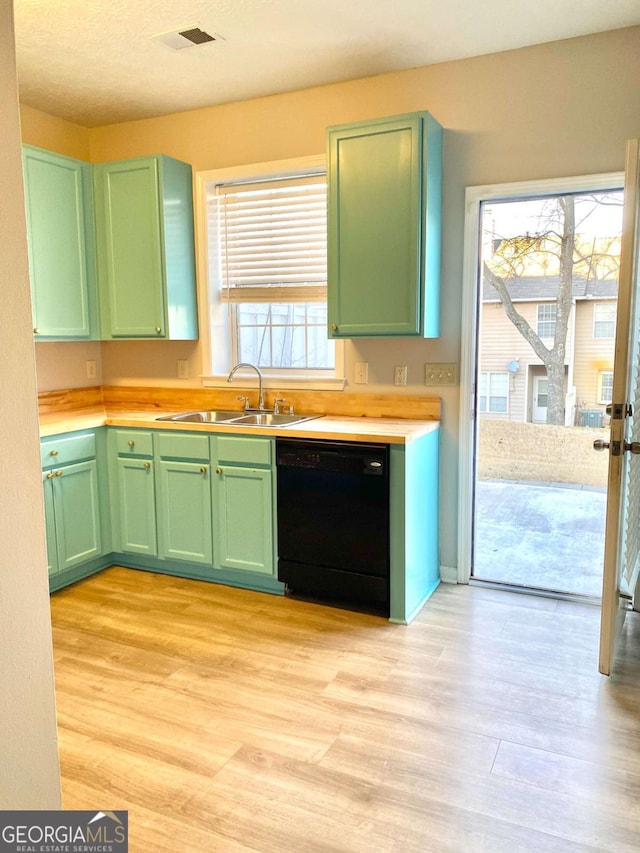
[593,439,640,455]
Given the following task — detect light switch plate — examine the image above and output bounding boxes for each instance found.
[424,363,456,385]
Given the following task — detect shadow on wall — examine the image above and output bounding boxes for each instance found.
[478,419,609,487]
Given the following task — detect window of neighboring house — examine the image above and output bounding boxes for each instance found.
[537,303,557,338]
[593,302,616,339]
[479,371,509,413]
[199,156,343,387]
[598,370,614,404]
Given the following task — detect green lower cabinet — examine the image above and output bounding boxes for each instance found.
[42,472,59,576]
[157,460,212,564]
[213,465,274,575]
[44,460,102,574]
[115,457,157,556]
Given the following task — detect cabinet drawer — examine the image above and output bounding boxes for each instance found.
[41,432,96,468]
[214,436,272,466]
[156,432,210,462]
[115,429,154,457]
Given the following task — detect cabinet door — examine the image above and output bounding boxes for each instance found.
[23,147,94,339]
[213,465,274,575]
[157,461,212,564]
[95,158,166,337]
[42,473,58,576]
[52,460,102,571]
[327,115,430,337]
[116,457,157,556]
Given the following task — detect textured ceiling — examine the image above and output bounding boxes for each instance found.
[13,0,640,128]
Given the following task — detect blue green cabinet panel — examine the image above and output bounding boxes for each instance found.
[213,465,274,575]
[327,112,442,338]
[157,460,212,564]
[389,429,440,624]
[94,154,198,340]
[42,472,58,576]
[44,459,102,574]
[115,457,157,556]
[23,145,98,340]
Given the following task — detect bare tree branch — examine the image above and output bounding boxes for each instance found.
[483,262,551,362]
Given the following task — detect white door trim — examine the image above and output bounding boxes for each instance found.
[457,172,624,585]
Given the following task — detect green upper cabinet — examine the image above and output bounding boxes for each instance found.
[327,112,442,338]
[94,154,198,340]
[22,145,98,340]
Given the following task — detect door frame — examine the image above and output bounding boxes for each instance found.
[458,172,624,584]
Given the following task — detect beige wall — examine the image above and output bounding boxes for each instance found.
[20,102,90,160]
[17,25,640,572]
[0,0,61,808]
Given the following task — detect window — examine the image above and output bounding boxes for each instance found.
[537,303,557,338]
[598,370,613,404]
[201,157,341,385]
[594,302,616,339]
[479,371,509,413]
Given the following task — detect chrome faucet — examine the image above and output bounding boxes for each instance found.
[227,362,265,411]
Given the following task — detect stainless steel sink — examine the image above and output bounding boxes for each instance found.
[156,410,320,427]
[156,410,242,424]
[231,413,319,427]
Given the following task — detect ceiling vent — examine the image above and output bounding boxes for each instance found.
[150,25,223,51]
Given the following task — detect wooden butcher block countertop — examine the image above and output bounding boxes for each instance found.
[38,387,441,444]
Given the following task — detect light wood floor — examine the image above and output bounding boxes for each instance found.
[50,567,640,852]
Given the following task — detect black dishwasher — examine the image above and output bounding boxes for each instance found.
[276,439,390,614]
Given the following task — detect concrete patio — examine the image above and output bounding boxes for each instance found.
[473,479,607,597]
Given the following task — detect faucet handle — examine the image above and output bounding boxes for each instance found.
[273,397,286,415]
[237,395,249,411]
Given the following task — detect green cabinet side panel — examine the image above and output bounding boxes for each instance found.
[213,466,274,575]
[95,157,166,337]
[23,146,97,339]
[327,112,442,339]
[422,114,443,339]
[53,459,102,571]
[116,458,157,556]
[159,156,198,340]
[157,460,212,564]
[389,430,440,624]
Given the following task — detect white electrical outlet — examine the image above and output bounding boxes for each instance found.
[354,361,369,384]
[394,365,407,386]
[177,359,189,379]
[424,363,457,385]
[85,360,97,380]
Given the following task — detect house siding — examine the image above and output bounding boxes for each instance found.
[479,300,575,422]
[573,300,616,414]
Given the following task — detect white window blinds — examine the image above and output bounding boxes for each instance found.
[209,174,327,303]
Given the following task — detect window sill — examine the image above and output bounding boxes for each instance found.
[201,374,346,392]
